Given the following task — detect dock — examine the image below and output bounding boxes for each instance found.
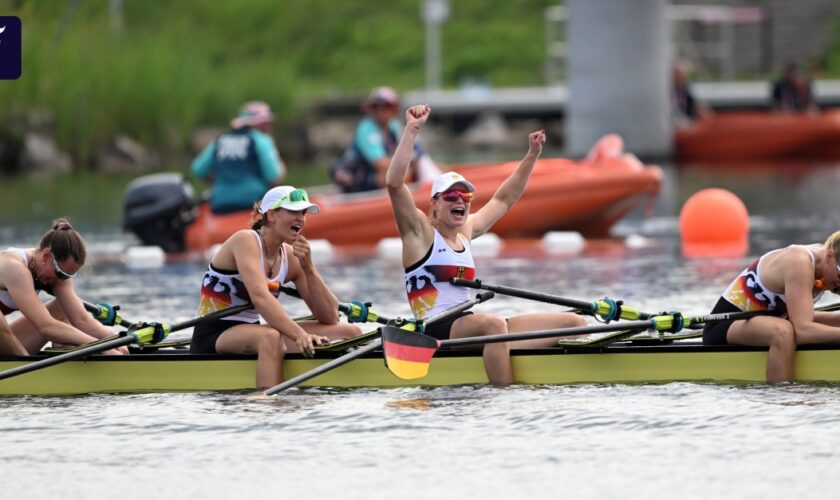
[402,80,840,120]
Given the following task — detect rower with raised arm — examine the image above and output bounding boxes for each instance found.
[703,231,840,382]
[0,219,126,356]
[190,186,361,388]
[385,104,586,385]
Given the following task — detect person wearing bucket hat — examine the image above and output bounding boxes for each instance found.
[330,86,440,193]
[190,185,360,388]
[192,101,286,214]
[385,105,586,386]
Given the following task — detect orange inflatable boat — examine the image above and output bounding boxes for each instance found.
[123,136,662,252]
[675,110,840,162]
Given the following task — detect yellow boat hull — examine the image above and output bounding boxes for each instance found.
[2,344,840,396]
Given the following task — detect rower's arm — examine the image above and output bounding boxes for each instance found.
[784,252,840,343]
[470,130,545,238]
[232,233,309,342]
[386,105,432,242]
[0,314,27,356]
[286,239,340,324]
[7,268,98,347]
[53,282,118,341]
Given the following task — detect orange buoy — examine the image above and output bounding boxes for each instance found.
[679,188,749,258]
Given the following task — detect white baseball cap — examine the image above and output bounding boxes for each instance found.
[431,172,476,197]
[259,186,320,214]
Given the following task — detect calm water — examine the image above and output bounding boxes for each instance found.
[3,161,840,499]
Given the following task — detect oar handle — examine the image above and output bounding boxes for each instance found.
[451,279,652,321]
[167,303,254,332]
[82,301,139,329]
[420,291,495,328]
[278,285,398,325]
[439,319,656,348]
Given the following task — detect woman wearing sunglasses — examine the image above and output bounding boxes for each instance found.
[191,186,361,388]
[386,105,586,385]
[0,219,126,356]
[703,231,840,383]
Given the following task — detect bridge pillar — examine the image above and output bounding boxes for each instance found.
[566,0,671,158]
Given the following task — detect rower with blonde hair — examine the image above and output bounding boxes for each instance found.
[704,230,840,382]
[385,104,586,385]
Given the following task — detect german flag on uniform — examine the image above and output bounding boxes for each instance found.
[381,326,440,380]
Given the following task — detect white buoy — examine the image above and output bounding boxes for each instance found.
[377,237,403,259]
[471,232,501,257]
[542,231,585,254]
[307,239,334,260]
[624,234,653,249]
[124,246,166,269]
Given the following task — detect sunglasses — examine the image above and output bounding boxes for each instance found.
[51,252,77,280]
[439,190,474,203]
[269,188,310,210]
[370,101,397,110]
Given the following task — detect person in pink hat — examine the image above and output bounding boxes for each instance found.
[191,185,360,388]
[385,104,586,385]
[331,87,439,193]
[192,101,286,214]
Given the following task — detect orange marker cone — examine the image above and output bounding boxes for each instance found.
[679,188,749,258]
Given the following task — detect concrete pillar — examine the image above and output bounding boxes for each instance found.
[566,0,671,158]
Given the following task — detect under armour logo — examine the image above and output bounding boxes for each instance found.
[0,17,21,80]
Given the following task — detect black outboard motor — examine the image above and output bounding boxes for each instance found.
[122,173,197,253]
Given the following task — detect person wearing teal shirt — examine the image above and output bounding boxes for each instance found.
[192,101,285,214]
[331,87,439,193]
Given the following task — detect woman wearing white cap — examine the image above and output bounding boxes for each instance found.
[385,105,586,385]
[191,186,360,388]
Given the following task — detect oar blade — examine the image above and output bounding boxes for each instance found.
[381,326,440,380]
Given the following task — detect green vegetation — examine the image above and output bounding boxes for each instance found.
[0,0,557,169]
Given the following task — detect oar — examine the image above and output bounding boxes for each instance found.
[0,302,254,381]
[451,278,653,322]
[381,308,780,380]
[83,301,139,329]
[452,278,840,326]
[276,285,396,326]
[257,291,496,397]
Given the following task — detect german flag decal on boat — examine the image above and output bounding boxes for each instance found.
[381,326,440,380]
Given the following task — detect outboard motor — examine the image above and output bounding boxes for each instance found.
[123,173,197,253]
